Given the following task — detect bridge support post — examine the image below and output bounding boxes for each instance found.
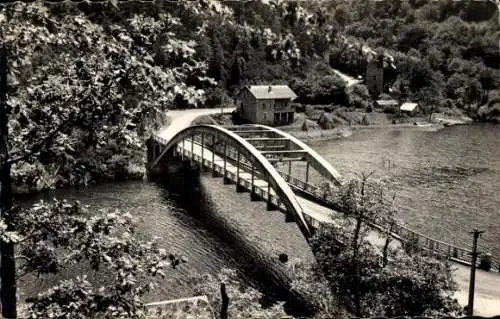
[285,210,295,222]
[235,150,246,192]
[222,141,232,184]
[181,139,185,160]
[210,135,221,177]
[191,135,195,162]
[211,135,215,170]
[305,162,310,185]
[201,133,209,172]
[212,170,221,178]
[288,161,291,176]
[266,181,277,211]
[236,183,246,193]
[250,165,261,201]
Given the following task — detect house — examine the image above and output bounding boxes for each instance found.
[235,85,297,126]
[399,102,420,116]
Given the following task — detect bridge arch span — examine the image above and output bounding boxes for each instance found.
[152,124,313,238]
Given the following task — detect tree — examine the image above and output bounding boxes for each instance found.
[0,3,209,316]
[0,44,17,319]
[2,3,210,192]
[208,35,226,85]
[346,84,371,110]
[310,175,462,317]
[4,199,184,318]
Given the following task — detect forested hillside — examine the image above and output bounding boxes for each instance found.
[2,0,498,192]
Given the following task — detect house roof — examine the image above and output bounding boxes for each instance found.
[245,85,297,100]
[376,99,399,106]
[400,102,419,111]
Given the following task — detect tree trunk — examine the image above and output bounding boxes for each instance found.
[352,213,363,261]
[0,46,17,319]
[382,222,393,268]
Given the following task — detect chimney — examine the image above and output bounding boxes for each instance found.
[268,86,272,93]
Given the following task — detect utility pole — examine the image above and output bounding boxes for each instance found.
[467,229,484,316]
[0,46,17,318]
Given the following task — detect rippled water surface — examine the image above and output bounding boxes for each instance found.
[308,124,500,256]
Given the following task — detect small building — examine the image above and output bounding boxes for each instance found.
[375,99,399,110]
[235,85,297,126]
[399,102,420,116]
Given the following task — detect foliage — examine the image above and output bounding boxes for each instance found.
[311,228,462,317]
[285,261,342,318]
[290,74,347,105]
[310,176,462,317]
[0,199,184,318]
[346,84,371,110]
[1,2,212,193]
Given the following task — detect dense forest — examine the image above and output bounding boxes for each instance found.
[1,0,498,192]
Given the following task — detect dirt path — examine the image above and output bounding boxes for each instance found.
[332,69,362,87]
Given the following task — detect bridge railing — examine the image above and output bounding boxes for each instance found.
[313,188,500,270]
[152,135,169,146]
[176,143,285,209]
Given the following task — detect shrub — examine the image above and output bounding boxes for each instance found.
[346,84,371,109]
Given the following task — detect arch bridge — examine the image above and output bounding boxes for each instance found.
[147,123,500,269]
[148,124,344,239]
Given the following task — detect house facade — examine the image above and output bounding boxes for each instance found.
[235,85,297,126]
[366,54,384,98]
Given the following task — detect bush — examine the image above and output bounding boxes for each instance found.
[317,112,335,129]
[346,84,371,109]
[293,103,305,112]
[203,87,225,108]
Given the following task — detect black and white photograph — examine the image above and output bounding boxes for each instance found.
[0,0,499,318]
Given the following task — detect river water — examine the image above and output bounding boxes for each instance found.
[309,124,500,258]
[17,124,500,302]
